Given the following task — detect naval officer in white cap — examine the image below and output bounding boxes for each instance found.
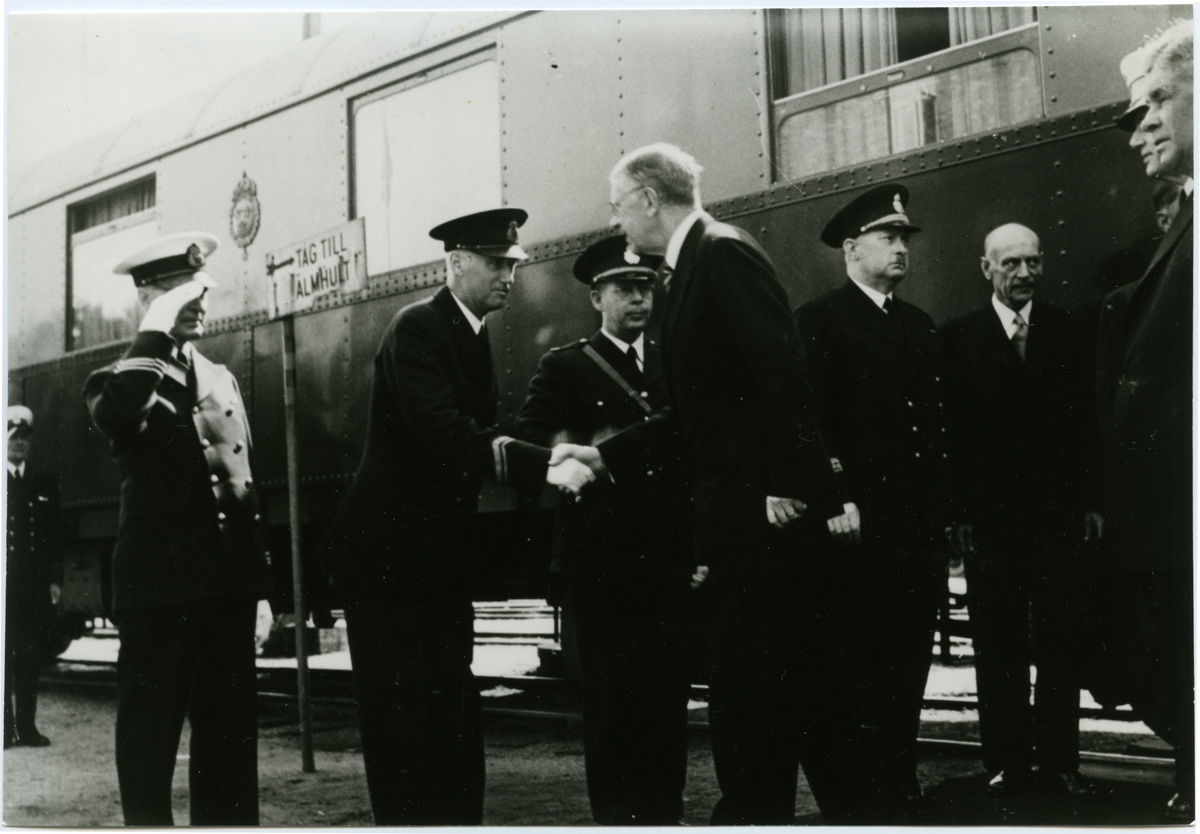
[84,231,272,826]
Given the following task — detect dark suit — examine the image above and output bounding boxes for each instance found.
[516,331,692,825]
[324,285,548,825]
[5,467,61,745]
[84,331,271,826]
[1096,191,1193,796]
[599,214,863,825]
[941,300,1096,774]
[796,280,950,809]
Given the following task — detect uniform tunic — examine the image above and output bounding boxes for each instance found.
[324,285,548,825]
[517,331,692,825]
[5,467,60,744]
[84,330,270,826]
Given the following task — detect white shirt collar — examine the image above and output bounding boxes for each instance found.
[600,330,645,370]
[448,289,485,335]
[664,208,706,269]
[7,461,25,478]
[849,277,893,310]
[1184,177,1194,198]
[992,295,1033,338]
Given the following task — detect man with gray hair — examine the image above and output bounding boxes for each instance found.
[553,143,866,823]
[1098,18,1193,822]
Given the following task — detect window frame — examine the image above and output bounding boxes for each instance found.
[65,175,158,353]
[767,21,1042,182]
[346,46,500,278]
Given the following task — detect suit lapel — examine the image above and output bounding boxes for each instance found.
[192,349,217,403]
[977,306,1026,378]
[840,281,905,349]
[660,214,709,359]
[1139,195,1193,287]
[433,286,492,387]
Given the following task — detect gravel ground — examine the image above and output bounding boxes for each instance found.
[3,685,1175,827]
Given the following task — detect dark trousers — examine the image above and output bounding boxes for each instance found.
[342,582,483,825]
[570,568,691,825]
[4,605,45,743]
[114,598,260,826]
[1105,569,1194,797]
[707,531,879,825]
[967,525,1083,773]
[856,526,942,808]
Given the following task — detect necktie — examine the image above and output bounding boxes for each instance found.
[624,345,644,389]
[1011,313,1028,360]
[658,263,675,294]
[882,296,894,314]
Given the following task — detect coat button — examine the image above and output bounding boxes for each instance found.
[192,406,200,415]
[217,512,227,521]
[233,442,243,454]
[597,401,604,407]
[912,426,918,432]
[226,408,234,417]
[915,452,921,458]
[245,478,253,487]
[907,400,914,407]
[255,514,262,522]
[641,391,649,398]
[211,474,220,483]
[200,439,211,449]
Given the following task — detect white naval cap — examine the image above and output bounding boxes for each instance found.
[113,231,219,288]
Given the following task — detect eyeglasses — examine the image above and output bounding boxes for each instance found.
[609,186,646,214]
[996,255,1043,273]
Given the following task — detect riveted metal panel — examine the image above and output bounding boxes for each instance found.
[235,95,351,314]
[613,10,769,201]
[251,319,286,488]
[1041,5,1186,117]
[498,12,624,241]
[291,307,356,484]
[9,202,68,367]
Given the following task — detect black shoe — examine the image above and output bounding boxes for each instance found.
[1165,794,1194,823]
[987,769,1031,797]
[15,731,50,747]
[1036,769,1097,797]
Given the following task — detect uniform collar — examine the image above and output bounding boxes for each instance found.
[7,461,25,478]
[665,208,706,269]
[600,329,645,366]
[1184,177,1194,198]
[992,295,1033,338]
[849,277,893,310]
[448,288,485,335]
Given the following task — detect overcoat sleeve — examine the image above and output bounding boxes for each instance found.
[84,330,177,440]
[383,306,550,494]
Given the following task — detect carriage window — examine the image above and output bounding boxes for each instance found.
[68,177,157,351]
[768,8,1042,181]
[352,58,501,276]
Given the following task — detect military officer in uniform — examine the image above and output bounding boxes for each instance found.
[516,236,693,825]
[795,185,951,817]
[324,209,561,825]
[5,405,61,749]
[84,232,273,826]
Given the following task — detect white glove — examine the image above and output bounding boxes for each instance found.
[138,276,213,333]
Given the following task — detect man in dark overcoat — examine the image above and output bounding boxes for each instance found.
[5,405,61,748]
[516,235,694,825]
[84,232,273,826]
[324,209,560,825]
[1097,22,1193,821]
[941,223,1102,797]
[556,143,865,824]
[794,185,950,817]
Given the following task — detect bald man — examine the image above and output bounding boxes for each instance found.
[941,224,1102,797]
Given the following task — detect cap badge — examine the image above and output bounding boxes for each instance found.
[186,244,205,269]
[893,193,904,214]
[507,221,519,244]
[623,247,640,265]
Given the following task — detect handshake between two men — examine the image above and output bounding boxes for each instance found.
[546,444,862,544]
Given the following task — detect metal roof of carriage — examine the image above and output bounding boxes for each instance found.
[9,11,522,216]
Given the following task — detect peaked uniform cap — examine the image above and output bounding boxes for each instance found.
[429,208,529,260]
[573,235,658,286]
[113,231,219,288]
[7,405,33,437]
[821,184,920,248]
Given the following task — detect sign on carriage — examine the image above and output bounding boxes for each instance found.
[267,218,367,319]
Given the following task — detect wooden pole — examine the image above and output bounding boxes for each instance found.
[282,315,315,773]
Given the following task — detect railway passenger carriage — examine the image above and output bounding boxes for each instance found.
[6,6,1187,627]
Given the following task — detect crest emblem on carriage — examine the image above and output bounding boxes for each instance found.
[229,172,261,260]
[507,220,520,244]
[893,193,904,215]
